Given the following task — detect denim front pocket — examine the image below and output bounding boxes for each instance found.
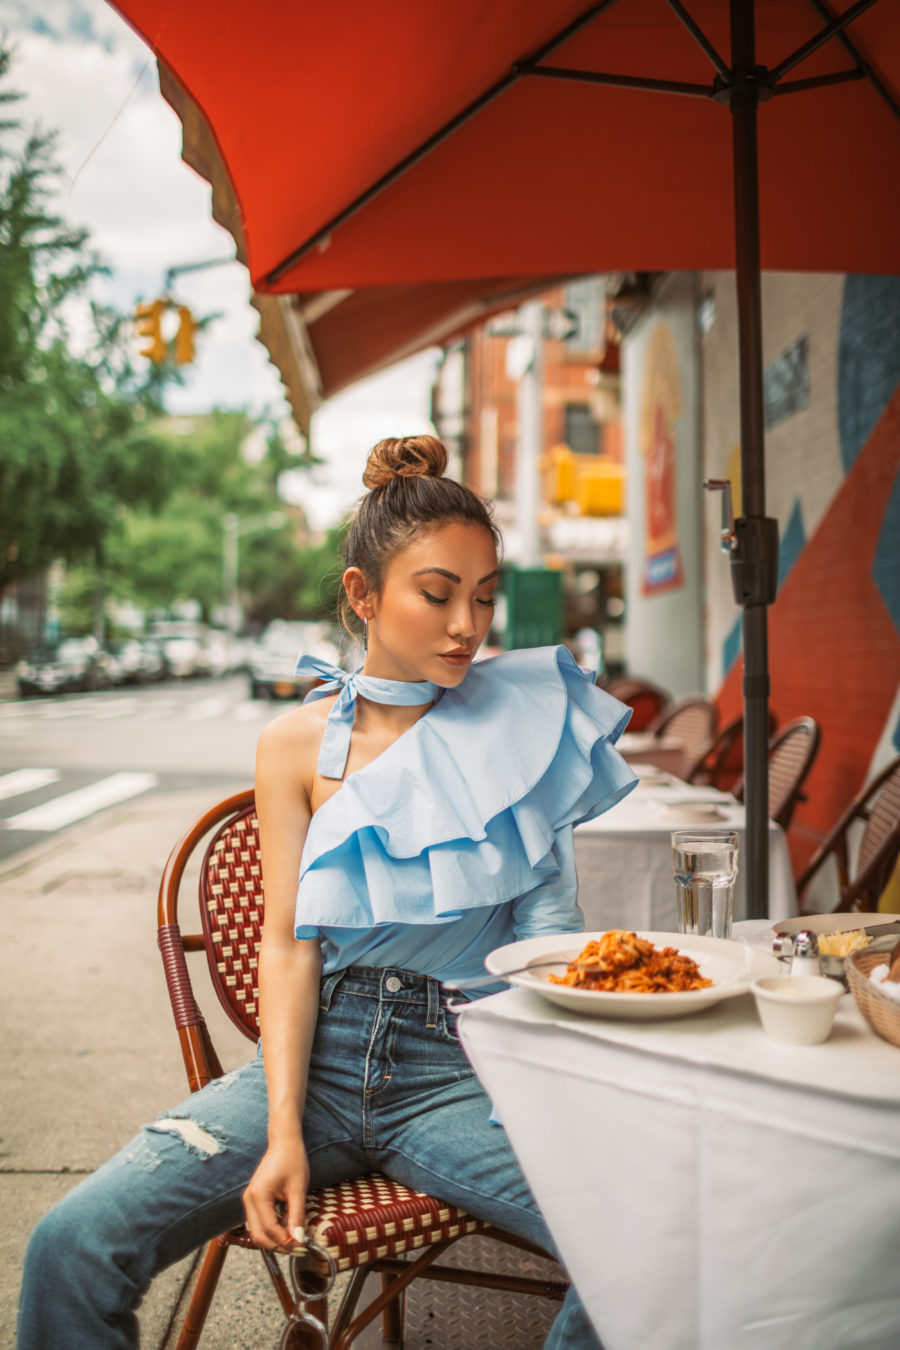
[437,1002,468,1047]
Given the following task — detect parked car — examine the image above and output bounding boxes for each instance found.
[137,639,170,681]
[161,635,212,679]
[248,620,342,700]
[108,638,168,684]
[16,638,114,696]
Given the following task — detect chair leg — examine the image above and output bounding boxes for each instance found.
[175,1238,229,1350]
[258,1246,299,1318]
[379,1271,405,1344]
[328,1267,372,1347]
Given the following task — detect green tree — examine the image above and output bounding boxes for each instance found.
[0,44,177,618]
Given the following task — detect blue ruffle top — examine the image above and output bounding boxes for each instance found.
[294,645,637,988]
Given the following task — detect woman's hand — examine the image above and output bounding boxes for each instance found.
[243,1132,310,1251]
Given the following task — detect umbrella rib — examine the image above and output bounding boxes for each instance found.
[263,0,623,286]
[664,0,731,80]
[771,68,865,97]
[516,65,714,99]
[769,0,879,84]
[806,0,900,124]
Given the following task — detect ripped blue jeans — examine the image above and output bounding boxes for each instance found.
[17,967,602,1349]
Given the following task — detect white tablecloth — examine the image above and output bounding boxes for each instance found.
[459,974,900,1350]
[575,776,796,928]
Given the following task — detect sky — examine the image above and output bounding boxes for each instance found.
[1,0,439,530]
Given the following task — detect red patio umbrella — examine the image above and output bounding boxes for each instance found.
[110,0,900,917]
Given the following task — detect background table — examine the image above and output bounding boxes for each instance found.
[459,964,900,1350]
[617,731,690,777]
[575,773,796,928]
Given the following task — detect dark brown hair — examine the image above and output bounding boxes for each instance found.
[340,435,501,632]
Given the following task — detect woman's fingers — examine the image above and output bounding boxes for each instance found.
[242,1141,310,1250]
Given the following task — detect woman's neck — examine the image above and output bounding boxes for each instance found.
[353,692,434,737]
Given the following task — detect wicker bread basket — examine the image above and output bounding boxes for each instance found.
[847,950,900,1049]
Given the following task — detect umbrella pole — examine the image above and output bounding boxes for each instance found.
[728,0,779,921]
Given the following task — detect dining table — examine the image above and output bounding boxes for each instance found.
[575,766,797,929]
[616,731,691,777]
[458,921,900,1350]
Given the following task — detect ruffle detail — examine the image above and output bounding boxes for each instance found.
[294,645,637,934]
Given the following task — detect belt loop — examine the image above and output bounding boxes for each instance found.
[426,976,439,1028]
[319,970,344,1011]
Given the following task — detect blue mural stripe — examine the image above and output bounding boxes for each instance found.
[777,499,806,594]
[838,276,900,474]
[723,614,742,675]
[872,466,900,640]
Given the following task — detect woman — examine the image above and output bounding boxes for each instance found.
[18,435,636,1349]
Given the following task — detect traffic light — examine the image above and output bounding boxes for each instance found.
[134,300,167,364]
[174,305,196,365]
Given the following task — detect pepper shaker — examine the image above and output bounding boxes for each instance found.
[789,930,820,977]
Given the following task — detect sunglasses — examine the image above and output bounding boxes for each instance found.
[278,1238,337,1350]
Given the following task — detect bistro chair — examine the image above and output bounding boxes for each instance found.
[157,789,567,1349]
[796,756,900,914]
[685,711,778,794]
[602,676,672,731]
[733,716,821,831]
[647,696,719,772]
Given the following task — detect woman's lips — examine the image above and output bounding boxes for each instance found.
[439,651,471,665]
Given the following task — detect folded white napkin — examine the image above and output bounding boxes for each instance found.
[870,963,900,1002]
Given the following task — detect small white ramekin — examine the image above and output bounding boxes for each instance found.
[751,975,844,1045]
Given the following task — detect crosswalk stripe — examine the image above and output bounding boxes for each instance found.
[0,768,62,801]
[233,701,265,721]
[88,698,141,720]
[4,772,159,831]
[184,696,229,720]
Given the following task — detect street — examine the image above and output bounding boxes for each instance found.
[0,676,288,863]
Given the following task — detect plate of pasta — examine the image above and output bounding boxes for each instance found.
[485,929,780,1020]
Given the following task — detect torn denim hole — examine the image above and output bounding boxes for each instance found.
[143,1116,225,1160]
[123,1138,164,1173]
[209,1067,242,1092]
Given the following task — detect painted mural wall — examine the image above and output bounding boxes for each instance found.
[622,274,704,697]
[701,271,900,877]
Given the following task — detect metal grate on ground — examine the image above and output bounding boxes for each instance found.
[353,1234,565,1350]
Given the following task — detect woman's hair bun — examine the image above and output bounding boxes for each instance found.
[363,435,448,489]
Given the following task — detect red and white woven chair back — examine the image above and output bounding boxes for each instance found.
[200,803,264,1041]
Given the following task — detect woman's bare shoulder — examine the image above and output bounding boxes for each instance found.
[256,696,336,780]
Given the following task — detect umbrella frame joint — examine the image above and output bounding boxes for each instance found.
[728,517,779,609]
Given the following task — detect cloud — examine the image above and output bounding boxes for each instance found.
[1,0,287,416]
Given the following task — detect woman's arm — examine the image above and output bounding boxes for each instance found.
[242,712,321,1250]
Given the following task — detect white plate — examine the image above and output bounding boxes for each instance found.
[631,766,675,786]
[484,930,780,1020]
[660,803,730,823]
[774,913,900,938]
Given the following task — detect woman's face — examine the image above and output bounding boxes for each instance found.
[354,521,499,686]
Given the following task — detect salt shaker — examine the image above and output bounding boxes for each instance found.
[789,930,820,977]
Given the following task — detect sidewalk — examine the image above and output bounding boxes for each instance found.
[0,782,288,1348]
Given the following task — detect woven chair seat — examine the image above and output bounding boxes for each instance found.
[307,1174,485,1272]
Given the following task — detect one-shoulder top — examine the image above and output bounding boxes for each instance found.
[294,645,637,993]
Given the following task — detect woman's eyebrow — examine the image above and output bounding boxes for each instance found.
[412,567,499,584]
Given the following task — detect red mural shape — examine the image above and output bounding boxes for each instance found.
[717,386,900,874]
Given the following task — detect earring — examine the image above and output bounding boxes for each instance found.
[363,617,368,653]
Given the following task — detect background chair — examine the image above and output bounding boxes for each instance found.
[158,790,567,1349]
[685,711,778,794]
[733,716,821,831]
[796,756,900,914]
[647,695,719,773]
[602,676,671,731]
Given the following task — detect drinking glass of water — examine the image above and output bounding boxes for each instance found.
[671,830,739,939]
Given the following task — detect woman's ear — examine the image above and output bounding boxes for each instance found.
[342,567,373,622]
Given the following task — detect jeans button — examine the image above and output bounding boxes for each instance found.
[384,976,403,993]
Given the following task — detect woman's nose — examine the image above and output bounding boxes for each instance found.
[447,603,476,638]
